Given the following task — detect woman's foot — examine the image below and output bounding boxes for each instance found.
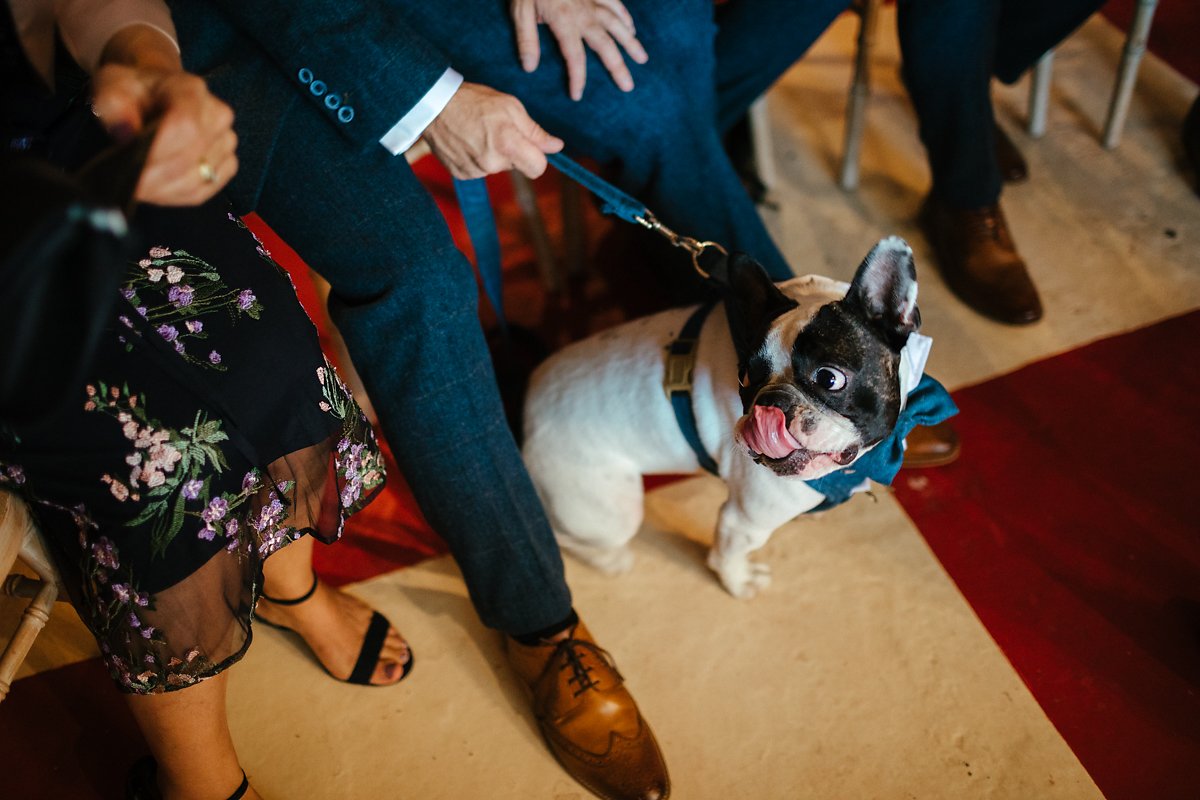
[256,578,411,686]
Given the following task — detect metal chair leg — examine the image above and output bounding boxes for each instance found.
[840,0,881,190]
[1102,0,1159,149]
[1027,51,1055,139]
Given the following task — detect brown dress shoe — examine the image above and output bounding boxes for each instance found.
[920,197,1043,325]
[901,421,961,468]
[994,124,1029,183]
[506,621,670,800]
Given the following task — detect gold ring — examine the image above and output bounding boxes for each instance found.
[198,160,217,184]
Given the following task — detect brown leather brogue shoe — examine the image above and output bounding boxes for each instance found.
[920,197,1043,325]
[901,421,961,468]
[994,124,1028,183]
[506,621,670,800]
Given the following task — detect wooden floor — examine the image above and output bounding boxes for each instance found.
[3,10,1198,799]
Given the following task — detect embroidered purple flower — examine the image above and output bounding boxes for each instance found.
[168,284,195,307]
[156,324,179,342]
[4,465,25,485]
[258,526,291,557]
[237,289,256,310]
[120,287,135,301]
[241,471,260,492]
[135,591,150,607]
[111,583,132,604]
[224,517,239,538]
[140,626,156,639]
[136,306,148,318]
[197,524,217,541]
[186,320,204,334]
[173,340,186,354]
[148,246,171,258]
[92,537,119,570]
[182,479,203,500]
[253,495,286,532]
[208,351,222,365]
[128,612,141,629]
[202,496,229,523]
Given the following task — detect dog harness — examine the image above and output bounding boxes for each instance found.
[664,302,959,511]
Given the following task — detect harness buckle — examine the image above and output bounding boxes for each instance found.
[663,339,698,399]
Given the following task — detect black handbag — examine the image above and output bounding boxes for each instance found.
[0,129,153,426]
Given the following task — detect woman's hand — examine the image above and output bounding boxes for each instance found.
[511,0,648,101]
[90,25,237,205]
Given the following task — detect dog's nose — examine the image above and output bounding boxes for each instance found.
[753,386,795,412]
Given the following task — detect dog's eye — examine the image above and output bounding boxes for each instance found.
[812,366,847,392]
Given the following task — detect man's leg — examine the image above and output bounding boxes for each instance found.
[993,0,1106,85]
[897,0,1003,210]
[256,106,572,638]
[897,0,1043,325]
[712,0,854,135]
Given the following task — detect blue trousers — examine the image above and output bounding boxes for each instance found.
[897,0,1105,209]
[253,0,847,635]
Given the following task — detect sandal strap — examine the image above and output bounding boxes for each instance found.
[261,572,319,606]
[348,610,391,685]
[226,771,249,800]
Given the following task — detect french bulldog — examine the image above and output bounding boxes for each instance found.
[522,237,932,598]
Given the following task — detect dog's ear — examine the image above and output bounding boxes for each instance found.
[723,251,798,369]
[843,236,920,350]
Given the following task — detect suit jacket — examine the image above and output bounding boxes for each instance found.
[167,0,450,211]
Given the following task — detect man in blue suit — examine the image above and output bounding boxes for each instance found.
[165,1,850,796]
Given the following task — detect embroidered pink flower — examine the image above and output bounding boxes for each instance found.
[148,246,171,258]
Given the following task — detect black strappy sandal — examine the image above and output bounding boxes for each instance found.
[126,755,249,800]
[256,572,413,686]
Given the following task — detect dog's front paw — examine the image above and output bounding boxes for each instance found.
[707,550,771,599]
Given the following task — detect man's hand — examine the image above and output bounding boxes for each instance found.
[511,0,648,101]
[423,82,564,179]
[90,26,237,206]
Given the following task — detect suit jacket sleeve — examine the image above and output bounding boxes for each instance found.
[186,0,451,148]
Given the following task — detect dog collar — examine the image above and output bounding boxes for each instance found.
[664,301,721,475]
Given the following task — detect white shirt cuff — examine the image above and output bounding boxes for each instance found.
[379,68,464,155]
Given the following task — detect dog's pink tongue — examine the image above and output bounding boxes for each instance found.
[744,405,801,459]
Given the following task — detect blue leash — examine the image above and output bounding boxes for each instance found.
[452,153,727,333]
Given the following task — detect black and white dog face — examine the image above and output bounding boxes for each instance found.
[725,237,920,479]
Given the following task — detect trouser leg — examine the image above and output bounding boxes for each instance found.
[255,106,572,635]
[897,0,1004,208]
[713,0,855,134]
[993,0,1107,83]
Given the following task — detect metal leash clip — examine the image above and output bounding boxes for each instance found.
[635,211,728,280]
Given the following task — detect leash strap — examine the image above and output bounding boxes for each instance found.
[451,153,729,333]
[452,176,506,335]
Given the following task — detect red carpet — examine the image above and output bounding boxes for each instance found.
[894,312,1200,800]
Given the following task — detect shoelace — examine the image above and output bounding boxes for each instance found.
[554,637,623,698]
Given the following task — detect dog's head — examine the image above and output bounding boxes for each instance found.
[725,236,920,479]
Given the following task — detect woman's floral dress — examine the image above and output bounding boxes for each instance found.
[0,201,385,693]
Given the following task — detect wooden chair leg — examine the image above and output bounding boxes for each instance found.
[0,494,59,703]
[510,171,563,292]
[747,96,777,193]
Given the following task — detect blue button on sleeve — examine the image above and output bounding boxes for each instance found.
[309,80,327,97]
[298,67,313,84]
[324,94,341,110]
[338,106,355,124]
